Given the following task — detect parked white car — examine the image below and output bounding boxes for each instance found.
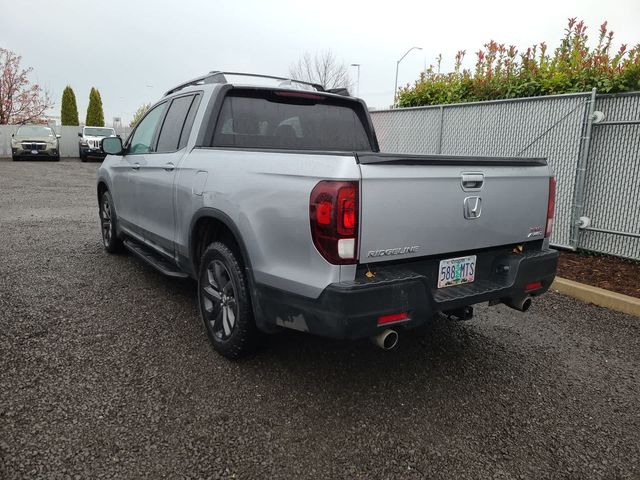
[78,127,117,162]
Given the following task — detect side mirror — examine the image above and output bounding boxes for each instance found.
[56,134,61,139]
[77,132,82,137]
[102,136,124,155]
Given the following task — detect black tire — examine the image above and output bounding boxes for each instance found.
[11,154,18,161]
[80,149,87,162]
[198,241,259,359]
[52,155,60,162]
[99,190,124,253]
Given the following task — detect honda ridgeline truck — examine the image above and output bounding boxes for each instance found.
[97,71,558,359]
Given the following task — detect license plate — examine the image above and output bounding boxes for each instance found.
[437,255,476,288]
[31,150,38,155]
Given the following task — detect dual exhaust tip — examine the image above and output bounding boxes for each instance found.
[371,296,533,350]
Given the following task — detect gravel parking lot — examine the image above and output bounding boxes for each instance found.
[1,158,639,479]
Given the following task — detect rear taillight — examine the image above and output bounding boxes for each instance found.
[310,181,359,264]
[545,176,556,238]
[525,281,543,292]
[377,312,409,325]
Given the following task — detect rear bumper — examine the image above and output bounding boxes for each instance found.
[255,247,559,339]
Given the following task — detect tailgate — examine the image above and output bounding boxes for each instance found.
[357,153,551,263]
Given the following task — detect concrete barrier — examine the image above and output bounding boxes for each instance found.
[552,277,640,317]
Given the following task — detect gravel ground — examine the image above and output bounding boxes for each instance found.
[1,158,639,479]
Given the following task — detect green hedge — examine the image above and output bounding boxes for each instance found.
[398,19,640,107]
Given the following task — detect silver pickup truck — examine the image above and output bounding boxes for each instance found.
[97,71,558,359]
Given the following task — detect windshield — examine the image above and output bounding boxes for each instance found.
[16,125,54,137]
[84,128,115,137]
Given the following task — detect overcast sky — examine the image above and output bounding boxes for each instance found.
[3,0,639,125]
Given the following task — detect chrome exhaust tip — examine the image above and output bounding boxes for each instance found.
[506,296,533,312]
[371,329,399,350]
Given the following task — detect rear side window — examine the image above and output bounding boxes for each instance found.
[178,94,201,149]
[211,92,372,151]
[156,95,195,153]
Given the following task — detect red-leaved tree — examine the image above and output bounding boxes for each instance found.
[0,47,52,124]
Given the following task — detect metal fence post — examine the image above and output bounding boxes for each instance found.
[570,87,597,250]
[437,105,444,154]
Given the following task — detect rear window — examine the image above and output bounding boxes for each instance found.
[211,92,372,151]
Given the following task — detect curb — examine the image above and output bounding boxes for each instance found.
[551,277,640,317]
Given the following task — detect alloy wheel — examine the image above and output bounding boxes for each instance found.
[201,260,238,340]
[100,198,112,246]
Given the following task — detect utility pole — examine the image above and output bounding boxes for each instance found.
[350,63,361,97]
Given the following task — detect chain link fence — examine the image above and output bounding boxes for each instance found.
[370,91,640,260]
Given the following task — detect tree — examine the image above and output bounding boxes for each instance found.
[289,50,352,90]
[85,87,105,126]
[0,47,52,124]
[130,103,150,127]
[60,85,79,125]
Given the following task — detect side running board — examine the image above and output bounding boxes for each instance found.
[123,238,189,279]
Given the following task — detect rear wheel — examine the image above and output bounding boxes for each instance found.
[99,191,123,253]
[198,241,259,359]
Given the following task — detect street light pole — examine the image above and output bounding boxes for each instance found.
[350,63,361,97]
[394,47,422,107]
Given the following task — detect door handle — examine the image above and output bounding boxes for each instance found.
[163,162,175,172]
[461,172,484,190]
[131,163,140,171]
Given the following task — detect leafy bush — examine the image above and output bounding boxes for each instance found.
[85,87,105,127]
[60,86,79,126]
[398,18,640,107]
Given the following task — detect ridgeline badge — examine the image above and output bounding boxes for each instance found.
[367,246,420,258]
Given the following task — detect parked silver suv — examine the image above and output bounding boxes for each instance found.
[97,71,558,359]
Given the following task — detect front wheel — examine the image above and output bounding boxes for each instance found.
[99,191,123,253]
[198,242,259,359]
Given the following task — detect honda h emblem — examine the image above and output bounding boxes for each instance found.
[463,196,482,219]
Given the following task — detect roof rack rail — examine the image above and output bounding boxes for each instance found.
[326,87,350,97]
[164,71,326,97]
